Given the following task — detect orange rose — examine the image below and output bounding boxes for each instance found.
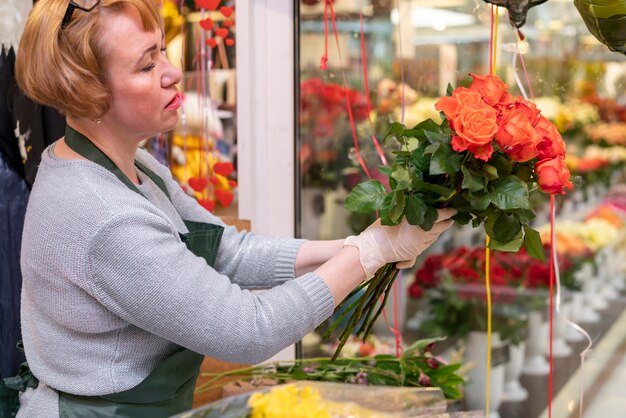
[454,106,498,146]
[495,108,540,162]
[513,98,541,126]
[536,157,574,195]
[435,87,485,130]
[535,116,566,160]
[469,73,508,106]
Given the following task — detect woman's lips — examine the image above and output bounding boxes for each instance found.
[165,92,182,110]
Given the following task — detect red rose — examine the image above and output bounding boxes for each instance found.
[535,116,566,160]
[495,108,540,162]
[469,73,509,106]
[408,283,424,299]
[525,263,550,288]
[536,156,574,195]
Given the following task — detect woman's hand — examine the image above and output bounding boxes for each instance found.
[344,208,456,278]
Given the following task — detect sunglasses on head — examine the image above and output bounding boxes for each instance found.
[61,0,100,29]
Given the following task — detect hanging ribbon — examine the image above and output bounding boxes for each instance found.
[550,196,594,418]
[320,0,406,355]
[512,30,593,417]
[485,237,493,418]
[179,0,188,181]
[482,6,498,417]
[395,0,406,124]
[359,11,387,166]
[325,0,372,179]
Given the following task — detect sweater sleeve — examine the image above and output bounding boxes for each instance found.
[136,150,306,288]
[85,209,334,364]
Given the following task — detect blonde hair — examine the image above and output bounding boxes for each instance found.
[16,0,161,119]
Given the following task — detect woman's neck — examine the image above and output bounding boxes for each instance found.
[66,118,141,184]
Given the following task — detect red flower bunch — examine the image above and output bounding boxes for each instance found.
[435,74,573,195]
[300,78,368,139]
[409,245,582,301]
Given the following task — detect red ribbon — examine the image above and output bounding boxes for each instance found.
[549,195,556,418]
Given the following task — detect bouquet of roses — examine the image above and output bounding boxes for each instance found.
[326,73,573,358]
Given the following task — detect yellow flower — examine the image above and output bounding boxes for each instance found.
[248,385,331,418]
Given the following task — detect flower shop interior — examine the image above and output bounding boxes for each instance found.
[2,0,626,417]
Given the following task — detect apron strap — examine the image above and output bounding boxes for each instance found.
[64,125,171,201]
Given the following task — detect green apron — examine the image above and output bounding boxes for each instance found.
[4,125,224,418]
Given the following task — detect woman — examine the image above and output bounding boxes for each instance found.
[10,0,455,416]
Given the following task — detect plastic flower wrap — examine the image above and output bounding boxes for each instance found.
[328,74,573,358]
[181,381,476,418]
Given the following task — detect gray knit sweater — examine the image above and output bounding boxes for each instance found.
[16,144,334,417]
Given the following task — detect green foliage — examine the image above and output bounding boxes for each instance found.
[334,119,544,360]
[195,337,465,401]
[344,118,543,252]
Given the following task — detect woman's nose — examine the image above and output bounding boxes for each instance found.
[163,60,182,87]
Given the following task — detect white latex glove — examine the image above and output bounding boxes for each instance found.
[344,208,456,278]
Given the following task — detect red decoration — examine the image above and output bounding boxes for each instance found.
[225,38,235,46]
[213,161,234,177]
[215,27,229,38]
[219,6,234,18]
[188,177,208,192]
[223,19,235,27]
[205,38,217,48]
[209,175,220,186]
[215,189,234,207]
[198,198,216,212]
[199,18,215,31]
[195,0,221,11]
[228,179,237,188]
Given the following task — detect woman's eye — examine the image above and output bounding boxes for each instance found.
[160,47,167,56]
[142,63,155,72]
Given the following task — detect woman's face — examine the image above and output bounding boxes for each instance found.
[99,6,182,140]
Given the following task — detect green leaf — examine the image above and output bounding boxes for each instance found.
[345,180,388,213]
[488,234,523,252]
[391,165,412,190]
[411,142,430,172]
[378,165,392,177]
[514,164,533,182]
[406,137,420,152]
[466,189,493,211]
[471,217,483,228]
[523,225,545,261]
[413,180,454,198]
[492,176,530,211]
[491,154,513,176]
[404,336,446,356]
[430,144,461,175]
[452,211,472,225]
[421,206,438,231]
[405,194,426,225]
[389,191,406,223]
[380,195,395,226]
[423,144,439,156]
[482,164,499,180]
[412,119,442,136]
[461,165,487,192]
[483,211,500,238]
[446,83,454,96]
[492,213,523,242]
[386,122,406,141]
[514,208,536,224]
[424,130,450,145]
